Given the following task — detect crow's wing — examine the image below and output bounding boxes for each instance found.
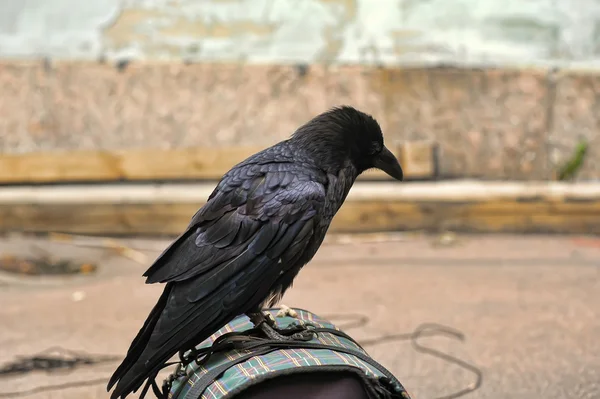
[143,162,326,285]
[109,163,327,398]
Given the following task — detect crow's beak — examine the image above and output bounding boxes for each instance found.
[373,146,404,181]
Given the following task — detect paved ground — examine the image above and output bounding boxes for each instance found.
[1,233,599,399]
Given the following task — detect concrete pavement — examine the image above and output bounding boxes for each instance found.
[1,233,599,399]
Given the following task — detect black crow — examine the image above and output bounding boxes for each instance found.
[107,105,404,399]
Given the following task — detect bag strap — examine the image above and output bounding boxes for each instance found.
[182,326,407,399]
[184,346,279,399]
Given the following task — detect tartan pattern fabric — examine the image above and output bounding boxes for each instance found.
[168,308,409,399]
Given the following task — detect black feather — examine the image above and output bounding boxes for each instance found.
[107,105,402,398]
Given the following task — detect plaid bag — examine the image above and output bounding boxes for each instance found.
[165,308,411,399]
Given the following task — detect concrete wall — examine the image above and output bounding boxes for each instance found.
[2,0,600,66]
[1,1,600,181]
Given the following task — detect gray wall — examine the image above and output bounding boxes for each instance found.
[2,0,600,67]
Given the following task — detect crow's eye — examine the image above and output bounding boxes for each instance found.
[370,143,382,156]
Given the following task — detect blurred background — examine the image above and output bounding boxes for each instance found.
[1,1,599,399]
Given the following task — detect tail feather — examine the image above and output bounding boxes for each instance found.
[110,320,221,399]
[109,311,230,399]
[107,280,233,399]
[107,284,173,395]
[108,232,285,398]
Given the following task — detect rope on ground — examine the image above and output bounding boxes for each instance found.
[325,315,482,399]
[0,315,482,399]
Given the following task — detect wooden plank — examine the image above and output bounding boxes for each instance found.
[0,142,438,184]
[2,200,599,236]
[1,182,600,236]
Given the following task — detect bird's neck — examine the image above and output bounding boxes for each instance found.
[325,163,358,214]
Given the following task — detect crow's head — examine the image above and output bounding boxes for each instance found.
[291,106,403,181]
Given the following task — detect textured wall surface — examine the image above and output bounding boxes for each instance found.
[2,0,600,66]
[0,62,598,180]
[1,1,599,180]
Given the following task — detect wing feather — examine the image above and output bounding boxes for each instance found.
[143,164,325,285]
[109,153,330,399]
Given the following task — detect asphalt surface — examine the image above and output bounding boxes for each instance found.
[0,233,599,399]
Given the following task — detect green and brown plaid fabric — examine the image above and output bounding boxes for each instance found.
[168,308,410,399]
